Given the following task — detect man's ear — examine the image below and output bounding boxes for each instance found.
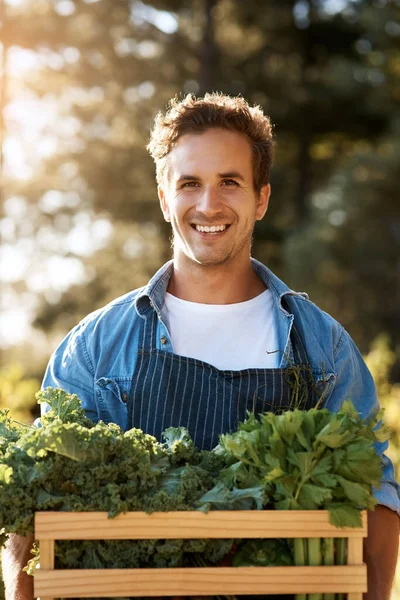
[158,186,171,222]
[255,183,271,221]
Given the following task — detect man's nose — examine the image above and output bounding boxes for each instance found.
[196,187,223,214]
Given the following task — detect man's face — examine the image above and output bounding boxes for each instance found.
[158,128,270,269]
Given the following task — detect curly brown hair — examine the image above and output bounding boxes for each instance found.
[147,93,274,192]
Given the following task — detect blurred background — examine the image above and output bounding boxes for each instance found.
[0,0,399,596]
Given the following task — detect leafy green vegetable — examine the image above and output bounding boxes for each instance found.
[197,481,263,511]
[0,389,234,583]
[208,401,385,600]
[232,539,293,567]
[36,388,95,428]
[0,388,387,600]
[213,402,384,526]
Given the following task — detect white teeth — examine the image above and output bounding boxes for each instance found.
[195,224,227,233]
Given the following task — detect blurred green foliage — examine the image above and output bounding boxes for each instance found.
[365,336,400,600]
[1,0,399,356]
[365,335,400,483]
[0,364,39,424]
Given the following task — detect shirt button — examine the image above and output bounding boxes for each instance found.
[160,336,168,345]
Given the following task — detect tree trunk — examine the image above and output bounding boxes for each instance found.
[295,129,311,223]
[198,0,218,95]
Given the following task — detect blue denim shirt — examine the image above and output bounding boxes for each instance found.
[42,258,400,515]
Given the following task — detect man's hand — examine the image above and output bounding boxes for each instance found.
[364,505,400,600]
[1,534,34,600]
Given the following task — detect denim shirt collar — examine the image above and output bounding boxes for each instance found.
[135,261,174,317]
[134,258,308,320]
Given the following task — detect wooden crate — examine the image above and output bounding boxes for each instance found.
[34,510,367,600]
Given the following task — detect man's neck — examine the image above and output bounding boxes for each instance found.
[167,257,267,304]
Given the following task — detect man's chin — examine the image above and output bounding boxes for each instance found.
[188,252,232,267]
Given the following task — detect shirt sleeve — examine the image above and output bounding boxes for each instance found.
[325,327,400,516]
[40,321,99,423]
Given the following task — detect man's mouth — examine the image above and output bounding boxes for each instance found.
[192,224,230,233]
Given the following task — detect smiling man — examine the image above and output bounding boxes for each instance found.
[2,93,399,600]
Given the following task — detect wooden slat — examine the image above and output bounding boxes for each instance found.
[34,565,367,598]
[348,537,364,564]
[37,540,54,600]
[38,539,54,570]
[35,510,368,540]
[347,536,364,600]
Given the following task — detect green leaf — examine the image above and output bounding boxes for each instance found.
[275,475,298,499]
[232,539,293,567]
[219,433,248,459]
[335,452,382,486]
[309,453,332,475]
[158,467,186,495]
[300,410,317,442]
[316,430,354,448]
[373,422,390,443]
[243,430,263,465]
[297,483,332,509]
[287,451,315,477]
[162,427,196,463]
[36,388,90,425]
[275,497,302,510]
[261,453,281,470]
[308,454,337,487]
[269,430,287,465]
[36,489,65,510]
[23,423,89,462]
[219,461,243,486]
[311,472,337,488]
[336,476,377,508]
[313,409,334,434]
[337,401,360,421]
[325,503,362,528]
[295,427,312,451]
[274,410,304,443]
[263,466,286,483]
[332,448,346,471]
[196,482,263,511]
[0,464,13,484]
[162,427,193,448]
[240,411,262,432]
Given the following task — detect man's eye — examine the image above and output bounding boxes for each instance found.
[181,181,199,188]
[222,179,239,186]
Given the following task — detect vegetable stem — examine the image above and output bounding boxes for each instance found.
[294,538,307,600]
[322,538,335,600]
[308,538,322,600]
[335,538,347,600]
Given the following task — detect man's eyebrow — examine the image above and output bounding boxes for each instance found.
[175,171,246,183]
[176,174,200,183]
[218,171,245,181]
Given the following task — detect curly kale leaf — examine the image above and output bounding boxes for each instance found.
[162,426,198,464]
[37,387,95,428]
[0,409,32,455]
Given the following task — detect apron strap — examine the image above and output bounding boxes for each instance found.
[139,307,158,350]
[291,323,309,367]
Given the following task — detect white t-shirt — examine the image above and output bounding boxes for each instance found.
[161,289,279,370]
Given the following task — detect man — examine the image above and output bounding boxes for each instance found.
[2,93,399,599]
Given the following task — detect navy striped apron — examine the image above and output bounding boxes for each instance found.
[128,307,316,449]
